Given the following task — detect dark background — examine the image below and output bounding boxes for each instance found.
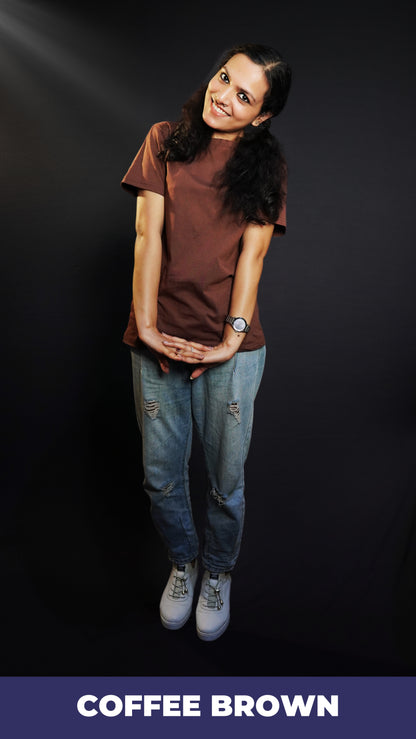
[1,0,415,675]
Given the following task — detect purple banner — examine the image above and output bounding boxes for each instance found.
[0,676,414,738]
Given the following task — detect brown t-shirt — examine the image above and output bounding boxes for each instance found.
[121,121,286,351]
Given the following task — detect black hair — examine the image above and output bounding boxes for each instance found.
[158,43,292,225]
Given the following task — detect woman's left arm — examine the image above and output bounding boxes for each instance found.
[217,220,275,360]
[163,221,275,378]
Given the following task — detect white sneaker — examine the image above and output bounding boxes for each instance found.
[160,561,198,630]
[196,571,231,641]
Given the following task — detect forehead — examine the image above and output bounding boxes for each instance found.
[223,53,269,98]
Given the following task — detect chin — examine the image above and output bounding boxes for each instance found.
[202,112,219,131]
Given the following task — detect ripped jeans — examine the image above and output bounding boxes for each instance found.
[130,345,266,573]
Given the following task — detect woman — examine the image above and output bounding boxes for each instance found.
[121,43,291,641]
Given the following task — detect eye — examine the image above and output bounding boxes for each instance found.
[219,71,229,83]
[237,92,250,104]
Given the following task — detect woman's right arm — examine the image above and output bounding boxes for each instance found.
[132,190,207,372]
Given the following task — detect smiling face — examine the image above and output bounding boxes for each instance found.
[202,53,272,140]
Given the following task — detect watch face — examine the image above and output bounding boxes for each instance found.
[233,318,246,332]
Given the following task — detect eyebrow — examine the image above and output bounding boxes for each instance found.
[223,64,256,103]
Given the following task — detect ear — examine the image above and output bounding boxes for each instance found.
[252,111,273,127]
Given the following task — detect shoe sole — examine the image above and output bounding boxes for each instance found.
[196,614,230,641]
[160,607,192,630]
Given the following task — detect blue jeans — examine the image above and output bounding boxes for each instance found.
[130,345,266,572]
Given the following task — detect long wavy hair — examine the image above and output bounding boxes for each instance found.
[158,43,292,225]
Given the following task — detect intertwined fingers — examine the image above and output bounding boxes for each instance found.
[162,332,212,362]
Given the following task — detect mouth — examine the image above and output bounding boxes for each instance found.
[211,98,230,117]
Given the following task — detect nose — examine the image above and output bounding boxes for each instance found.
[215,87,231,106]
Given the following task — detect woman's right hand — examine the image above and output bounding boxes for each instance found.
[139,327,209,374]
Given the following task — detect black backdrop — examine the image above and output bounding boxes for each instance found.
[1,0,416,675]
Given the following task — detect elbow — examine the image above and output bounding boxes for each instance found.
[134,228,161,258]
[135,223,163,251]
[241,238,271,264]
[135,219,147,240]
[249,251,266,274]
[255,249,267,264]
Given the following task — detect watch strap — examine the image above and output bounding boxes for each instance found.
[225,315,250,334]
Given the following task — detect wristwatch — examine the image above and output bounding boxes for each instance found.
[225,315,250,334]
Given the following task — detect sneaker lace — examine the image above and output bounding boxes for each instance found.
[170,572,188,598]
[206,580,223,610]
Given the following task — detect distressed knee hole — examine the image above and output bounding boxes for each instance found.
[227,400,241,423]
[162,481,174,496]
[210,488,225,506]
[144,399,160,420]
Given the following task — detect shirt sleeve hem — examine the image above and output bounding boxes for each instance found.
[120,178,165,197]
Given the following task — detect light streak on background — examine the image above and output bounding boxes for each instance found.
[0,0,148,128]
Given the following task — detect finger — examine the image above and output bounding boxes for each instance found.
[164,345,206,361]
[171,353,206,364]
[189,341,213,351]
[162,340,188,350]
[183,348,206,360]
[190,366,209,380]
[148,346,170,371]
[162,333,187,345]
[163,342,208,358]
[162,335,212,352]
[158,356,170,373]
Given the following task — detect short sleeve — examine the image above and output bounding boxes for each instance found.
[121,121,172,197]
